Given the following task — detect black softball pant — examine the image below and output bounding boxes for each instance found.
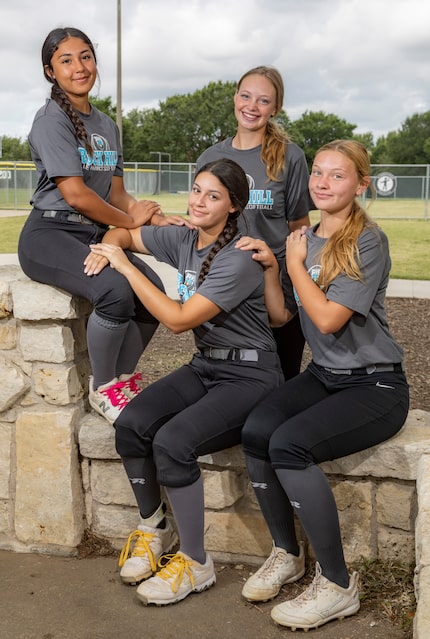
[18,208,163,323]
[115,352,283,487]
[242,361,410,469]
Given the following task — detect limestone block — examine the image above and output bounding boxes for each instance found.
[33,364,83,405]
[321,410,430,481]
[199,445,245,469]
[415,565,430,639]
[92,503,138,538]
[20,324,75,362]
[0,265,23,317]
[12,279,91,320]
[90,460,135,506]
[415,454,430,566]
[204,511,272,558]
[332,480,372,561]
[0,318,17,349]
[0,500,10,534]
[376,482,415,530]
[0,423,11,499]
[15,407,84,547]
[78,414,118,459]
[0,356,30,412]
[377,528,415,563]
[202,469,243,509]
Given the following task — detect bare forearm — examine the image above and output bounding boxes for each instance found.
[264,267,293,327]
[120,263,192,334]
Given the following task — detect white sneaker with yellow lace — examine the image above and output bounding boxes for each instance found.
[136,551,216,605]
[118,522,178,585]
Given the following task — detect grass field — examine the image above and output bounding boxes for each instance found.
[1,195,428,280]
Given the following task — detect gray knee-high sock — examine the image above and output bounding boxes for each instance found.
[87,311,129,388]
[115,320,158,377]
[164,477,205,564]
[245,455,299,555]
[275,465,349,588]
[121,457,162,520]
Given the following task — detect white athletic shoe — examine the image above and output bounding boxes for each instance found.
[136,551,216,605]
[119,521,178,585]
[242,542,305,602]
[88,376,131,424]
[270,562,360,630]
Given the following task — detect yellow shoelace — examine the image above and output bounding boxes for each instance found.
[118,529,157,573]
[156,553,195,593]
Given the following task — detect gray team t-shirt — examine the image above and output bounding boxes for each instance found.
[140,225,276,352]
[296,225,404,369]
[196,138,313,257]
[29,99,122,212]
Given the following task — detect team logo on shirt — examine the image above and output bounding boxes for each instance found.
[245,173,273,210]
[294,264,321,306]
[78,133,118,171]
[177,270,197,302]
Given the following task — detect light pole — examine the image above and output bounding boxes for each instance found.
[116,0,123,146]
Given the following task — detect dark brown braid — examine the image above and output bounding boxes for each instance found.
[198,211,240,285]
[51,83,92,156]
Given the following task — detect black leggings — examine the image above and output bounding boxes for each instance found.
[18,209,163,324]
[242,362,410,468]
[115,352,283,487]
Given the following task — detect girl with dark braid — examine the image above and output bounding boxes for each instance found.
[18,27,179,424]
[88,158,284,606]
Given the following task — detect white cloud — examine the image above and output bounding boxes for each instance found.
[1,0,430,145]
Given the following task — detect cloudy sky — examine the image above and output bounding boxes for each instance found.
[1,0,429,144]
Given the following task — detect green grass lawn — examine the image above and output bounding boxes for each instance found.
[1,200,428,280]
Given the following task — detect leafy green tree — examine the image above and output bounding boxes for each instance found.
[384,112,430,164]
[289,111,357,168]
[1,136,31,161]
[133,81,238,162]
[89,96,117,121]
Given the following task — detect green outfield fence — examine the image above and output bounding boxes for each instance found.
[0,161,429,220]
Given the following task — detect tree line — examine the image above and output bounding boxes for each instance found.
[2,81,430,168]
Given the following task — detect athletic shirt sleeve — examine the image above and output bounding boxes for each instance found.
[29,100,123,211]
[297,226,404,368]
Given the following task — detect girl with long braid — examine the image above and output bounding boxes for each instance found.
[89,158,284,605]
[18,27,176,424]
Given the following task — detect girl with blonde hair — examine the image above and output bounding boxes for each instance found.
[236,139,409,631]
[197,66,314,380]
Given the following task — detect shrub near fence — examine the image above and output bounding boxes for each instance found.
[1,161,429,219]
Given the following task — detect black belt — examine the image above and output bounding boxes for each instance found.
[41,210,95,225]
[324,363,404,375]
[200,347,259,362]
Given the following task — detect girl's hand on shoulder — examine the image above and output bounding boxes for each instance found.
[286,227,308,267]
[89,243,131,275]
[128,200,163,228]
[83,251,109,276]
[235,236,278,270]
[154,214,197,229]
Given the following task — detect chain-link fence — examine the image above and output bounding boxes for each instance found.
[1,161,429,219]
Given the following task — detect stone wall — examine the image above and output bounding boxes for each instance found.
[1,266,430,609]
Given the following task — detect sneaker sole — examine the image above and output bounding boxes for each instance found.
[271,600,360,629]
[136,575,216,606]
[120,533,179,586]
[242,565,306,602]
